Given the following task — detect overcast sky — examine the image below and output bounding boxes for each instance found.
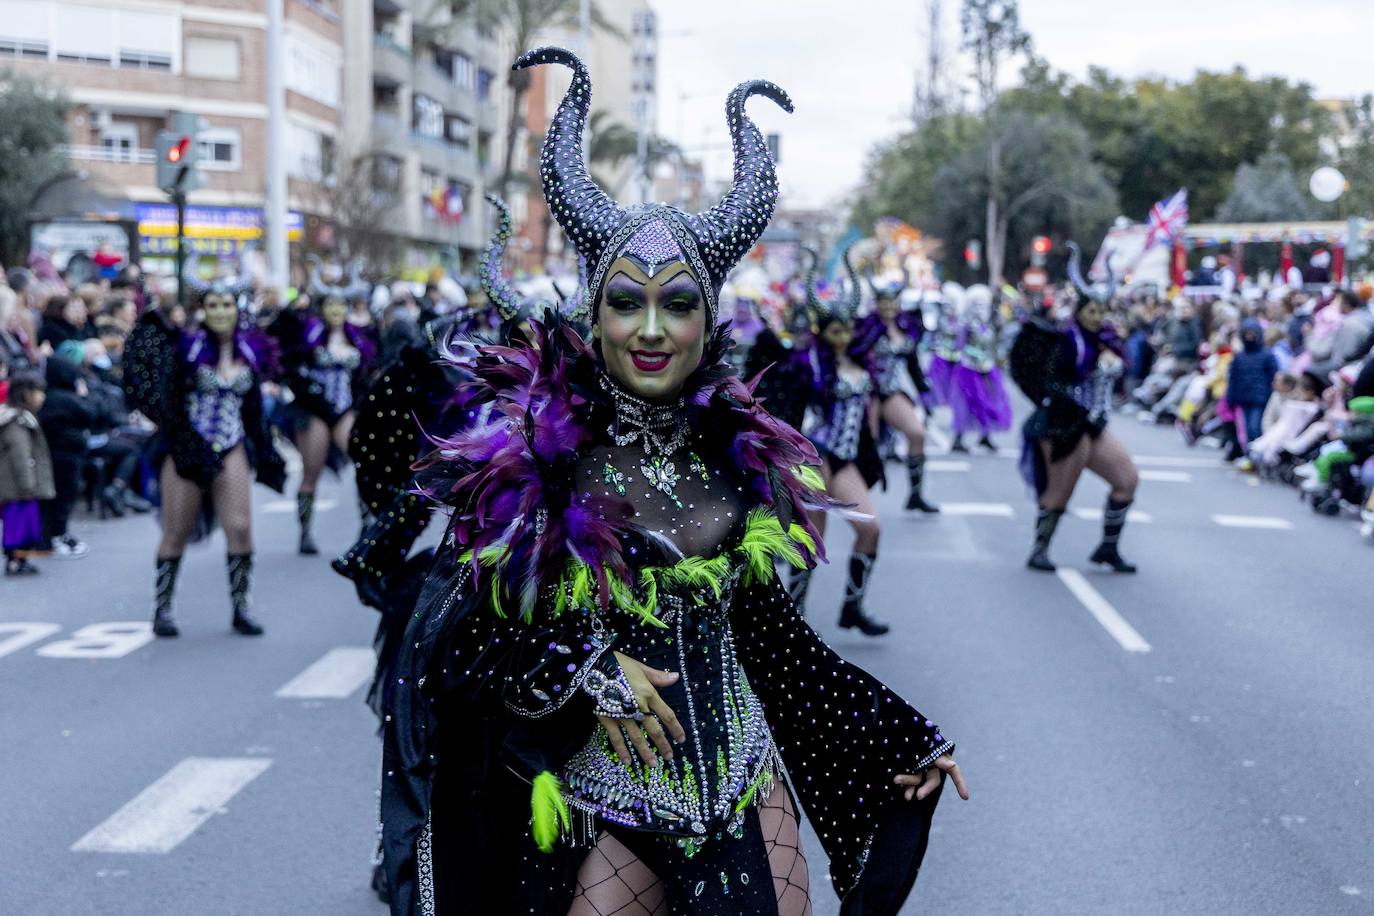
[653,0,1374,211]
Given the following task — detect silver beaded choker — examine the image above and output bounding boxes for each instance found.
[599,372,688,457]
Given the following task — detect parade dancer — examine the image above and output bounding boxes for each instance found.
[849,253,939,512]
[922,285,963,411]
[1009,242,1140,573]
[949,284,1012,453]
[124,271,286,637]
[272,263,376,555]
[795,245,891,635]
[378,47,967,916]
[741,247,821,433]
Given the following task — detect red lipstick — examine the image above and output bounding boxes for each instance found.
[630,350,671,372]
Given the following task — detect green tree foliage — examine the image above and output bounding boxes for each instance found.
[585,110,679,196]
[0,70,68,266]
[1215,151,1314,223]
[1340,95,1374,218]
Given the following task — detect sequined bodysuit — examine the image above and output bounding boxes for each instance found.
[960,321,998,373]
[870,330,916,397]
[187,364,252,454]
[812,367,872,463]
[308,346,361,417]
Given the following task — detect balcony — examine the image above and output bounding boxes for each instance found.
[372,33,411,89]
[62,144,155,165]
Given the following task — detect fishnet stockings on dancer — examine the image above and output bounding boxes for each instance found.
[568,781,810,916]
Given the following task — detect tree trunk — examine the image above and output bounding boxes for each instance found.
[985,129,1004,286]
[499,84,527,198]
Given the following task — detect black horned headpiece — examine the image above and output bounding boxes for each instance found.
[1066,241,1117,305]
[512,46,792,324]
[307,255,370,303]
[183,248,254,303]
[479,193,521,321]
[866,261,908,302]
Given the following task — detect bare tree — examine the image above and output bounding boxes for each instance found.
[912,0,952,125]
[304,151,402,272]
[960,0,1031,285]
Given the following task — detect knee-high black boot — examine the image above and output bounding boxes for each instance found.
[227,552,264,635]
[1027,508,1063,572]
[838,552,889,636]
[297,491,318,555]
[904,456,939,513]
[1089,498,1138,573]
[152,556,182,637]
[785,565,813,612]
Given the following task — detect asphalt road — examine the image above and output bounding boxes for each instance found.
[3,406,1372,915]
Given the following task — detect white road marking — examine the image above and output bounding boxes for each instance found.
[1132,455,1221,469]
[925,460,971,473]
[1055,569,1152,653]
[72,757,272,854]
[1212,514,1293,530]
[275,647,375,699]
[940,502,1015,517]
[1139,469,1193,483]
[0,622,62,658]
[35,622,152,659]
[1074,508,1154,524]
[262,498,338,514]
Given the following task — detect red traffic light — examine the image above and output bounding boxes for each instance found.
[1031,235,1052,255]
[167,136,190,163]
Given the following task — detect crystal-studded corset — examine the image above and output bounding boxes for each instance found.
[308,347,360,416]
[814,371,871,462]
[872,333,915,396]
[187,364,253,453]
[560,568,778,842]
[960,323,997,373]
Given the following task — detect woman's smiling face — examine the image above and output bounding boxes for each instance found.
[594,257,707,402]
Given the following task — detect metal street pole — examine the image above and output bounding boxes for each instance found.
[174,188,186,308]
[265,0,288,297]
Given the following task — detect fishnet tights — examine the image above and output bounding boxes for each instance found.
[157,445,254,556]
[297,412,354,494]
[1038,428,1139,510]
[567,781,810,916]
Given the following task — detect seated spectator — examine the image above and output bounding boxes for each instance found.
[1250,372,1322,466]
[37,348,94,558]
[39,294,95,351]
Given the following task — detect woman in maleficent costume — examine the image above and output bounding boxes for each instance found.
[123,268,286,638]
[269,262,376,555]
[848,261,938,513]
[1009,242,1140,573]
[379,48,967,916]
[784,244,889,637]
[739,249,821,434]
[948,284,1012,453]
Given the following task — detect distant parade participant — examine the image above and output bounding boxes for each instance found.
[922,284,963,412]
[270,264,376,555]
[849,252,939,512]
[1010,242,1140,573]
[377,47,966,916]
[948,284,1012,452]
[124,268,287,637]
[741,248,821,433]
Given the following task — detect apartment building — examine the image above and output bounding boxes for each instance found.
[4,0,344,277]
[340,0,506,277]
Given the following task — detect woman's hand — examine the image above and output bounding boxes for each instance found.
[893,754,969,802]
[597,651,687,767]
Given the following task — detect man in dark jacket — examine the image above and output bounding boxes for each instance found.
[37,352,95,557]
[1227,317,1279,445]
[1167,303,1203,367]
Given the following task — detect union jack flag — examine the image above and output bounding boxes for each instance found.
[1144,188,1189,249]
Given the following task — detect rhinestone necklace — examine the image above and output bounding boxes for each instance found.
[599,372,700,507]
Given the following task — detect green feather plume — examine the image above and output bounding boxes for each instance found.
[530,770,570,853]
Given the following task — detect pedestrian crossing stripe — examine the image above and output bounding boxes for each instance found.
[1211,514,1293,530]
[940,502,1015,517]
[1138,470,1193,483]
[275,647,375,699]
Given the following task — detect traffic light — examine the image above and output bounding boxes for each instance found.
[963,239,982,270]
[1030,235,1051,267]
[155,111,206,194]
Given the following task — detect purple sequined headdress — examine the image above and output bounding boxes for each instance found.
[513,46,792,324]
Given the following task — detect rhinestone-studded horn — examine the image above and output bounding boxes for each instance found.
[479,193,521,321]
[802,246,823,320]
[689,80,793,291]
[182,250,211,296]
[511,47,626,288]
[842,241,862,317]
[1066,240,1116,305]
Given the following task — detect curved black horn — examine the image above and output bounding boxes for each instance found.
[182,251,210,295]
[511,47,625,302]
[801,246,822,319]
[691,80,793,291]
[479,193,521,320]
[842,242,862,315]
[1065,241,1093,300]
[1100,251,1118,303]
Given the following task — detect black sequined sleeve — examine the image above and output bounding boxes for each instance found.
[731,576,953,906]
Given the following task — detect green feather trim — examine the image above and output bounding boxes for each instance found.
[739,508,799,584]
[530,770,570,853]
[794,463,825,491]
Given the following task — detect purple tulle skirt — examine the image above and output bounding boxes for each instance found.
[950,365,1013,436]
[925,356,958,407]
[2,500,43,551]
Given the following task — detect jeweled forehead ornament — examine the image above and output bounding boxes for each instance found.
[512,45,792,325]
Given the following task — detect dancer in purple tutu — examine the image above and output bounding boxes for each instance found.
[949,284,1012,453]
[848,249,939,513]
[922,285,963,411]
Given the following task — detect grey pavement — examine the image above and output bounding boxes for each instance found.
[2,406,1372,915]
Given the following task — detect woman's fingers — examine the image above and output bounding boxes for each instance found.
[641,713,674,761]
[625,721,658,766]
[639,664,680,689]
[646,694,685,744]
[598,715,632,766]
[938,758,970,800]
[914,767,941,801]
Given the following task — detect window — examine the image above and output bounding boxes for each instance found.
[371,155,402,194]
[477,68,494,102]
[100,122,138,162]
[197,127,242,171]
[118,10,176,70]
[446,114,472,149]
[420,167,441,196]
[0,0,49,59]
[413,94,444,139]
[185,36,240,80]
[55,3,115,64]
[452,52,474,91]
[287,123,326,179]
[285,33,341,108]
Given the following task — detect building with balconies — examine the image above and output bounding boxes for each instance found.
[3,0,344,280]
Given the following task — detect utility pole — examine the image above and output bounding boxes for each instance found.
[156,112,204,308]
[265,0,288,297]
[913,0,945,125]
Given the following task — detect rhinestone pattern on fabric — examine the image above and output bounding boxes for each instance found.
[187,364,251,454]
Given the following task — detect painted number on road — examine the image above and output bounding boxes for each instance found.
[35,622,154,659]
[0,623,62,659]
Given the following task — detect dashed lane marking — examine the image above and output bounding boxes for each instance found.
[275,647,375,699]
[262,498,338,514]
[1211,514,1294,530]
[1139,470,1193,483]
[1056,568,1152,653]
[1073,508,1154,524]
[940,502,1015,517]
[72,757,272,854]
[925,460,971,473]
[1131,455,1222,469]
